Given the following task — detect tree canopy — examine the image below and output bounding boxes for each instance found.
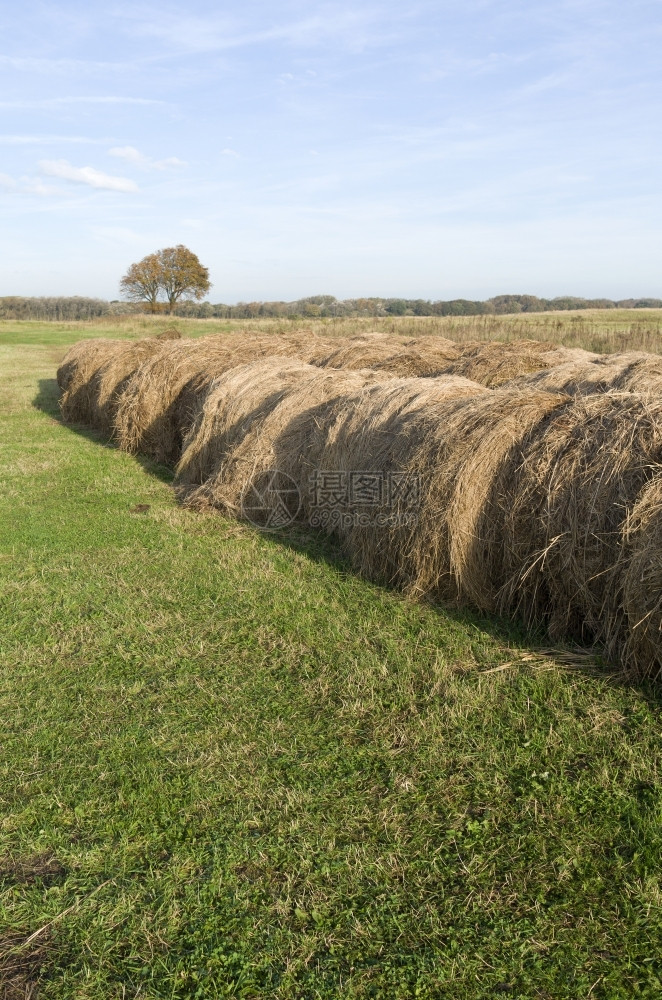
[120,246,211,313]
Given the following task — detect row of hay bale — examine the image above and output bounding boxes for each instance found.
[174,359,662,678]
[57,332,662,677]
[57,331,594,464]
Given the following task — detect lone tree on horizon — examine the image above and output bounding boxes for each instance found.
[120,245,211,313]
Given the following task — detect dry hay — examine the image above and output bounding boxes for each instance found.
[175,358,318,502]
[56,338,117,393]
[313,337,409,370]
[403,335,462,355]
[369,350,463,378]
[317,383,562,595]
[614,475,662,678]
[504,358,631,395]
[314,335,461,377]
[369,338,462,377]
[313,383,662,675]
[60,338,173,434]
[490,392,662,652]
[505,351,662,396]
[174,359,411,516]
[114,333,337,465]
[155,327,182,340]
[58,338,127,425]
[594,352,662,394]
[540,346,600,365]
[251,371,484,527]
[442,339,560,387]
[314,338,603,385]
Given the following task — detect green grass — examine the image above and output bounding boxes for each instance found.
[1,333,662,998]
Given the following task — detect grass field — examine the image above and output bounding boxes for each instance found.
[1,317,662,998]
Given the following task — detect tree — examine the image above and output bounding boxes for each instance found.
[158,245,211,313]
[119,245,211,314]
[119,252,162,313]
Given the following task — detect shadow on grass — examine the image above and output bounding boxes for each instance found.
[33,377,658,700]
[255,527,662,707]
[33,377,174,485]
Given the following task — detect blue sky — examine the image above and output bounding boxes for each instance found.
[1,0,661,302]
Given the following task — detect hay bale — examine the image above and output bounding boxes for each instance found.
[230,373,484,525]
[155,327,182,340]
[541,346,600,365]
[115,333,337,465]
[369,350,460,377]
[369,338,462,377]
[444,340,558,387]
[504,359,628,395]
[314,338,408,371]
[614,476,662,678]
[318,383,563,594]
[319,384,662,669]
[59,338,128,425]
[89,339,174,434]
[315,336,461,377]
[601,353,662,393]
[174,360,400,515]
[56,338,116,393]
[505,352,662,396]
[60,335,200,432]
[492,392,662,648]
[403,335,461,357]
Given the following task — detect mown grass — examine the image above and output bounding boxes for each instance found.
[1,330,662,998]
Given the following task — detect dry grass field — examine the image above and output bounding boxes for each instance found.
[3,307,662,353]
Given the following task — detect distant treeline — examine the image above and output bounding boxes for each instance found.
[2,293,662,322]
[0,297,134,321]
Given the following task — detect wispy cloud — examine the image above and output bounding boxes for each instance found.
[22,178,63,197]
[117,6,408,55]
[108,146,186,169]
[0,134,106,145]
[0,96,164,109]
[40,159,138,192]
[0,55,126,75]
[221,148,240,158]
[0,172,63,197]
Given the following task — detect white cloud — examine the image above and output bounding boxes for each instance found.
[0,172,17,189]
[221,148,240,158]
[39,159,138,192]
[108,146,186,169]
